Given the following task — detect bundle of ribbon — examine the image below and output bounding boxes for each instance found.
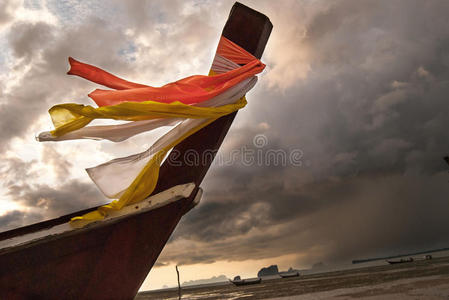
[38,36,265,227]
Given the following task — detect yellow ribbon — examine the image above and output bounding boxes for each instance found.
[69,116,220,228]
[50,97,247,137]
[67,97,246,228]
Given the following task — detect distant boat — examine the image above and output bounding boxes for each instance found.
[280,271,300,278]
[386,257,414,264]
[229,276,262,286]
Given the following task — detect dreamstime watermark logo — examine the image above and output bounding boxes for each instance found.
[166,133,305,167]
[253,134,268,148]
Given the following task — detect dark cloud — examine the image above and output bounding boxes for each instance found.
[0,0,16,26]
[41,145,73,180]
[0,155,106,230]
[154,0,449,267]
[0,12,11,27]
[0,210,43,232]
[8,22,55,62]
[0,157,38,184]
[9,180,106,218]
[159,171,449,267]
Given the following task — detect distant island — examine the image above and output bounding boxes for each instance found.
[176,264,303,288]
[257,265,300,277]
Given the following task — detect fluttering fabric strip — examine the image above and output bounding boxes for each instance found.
[215,36,257,65]
[68,55,264,107]
[38,56,250,143]
[67,57,149,90]
[38,36,262,227]
[70,118,217,227]
[87,78,257,199]
[37,119,181,142]
[48,97,247,137]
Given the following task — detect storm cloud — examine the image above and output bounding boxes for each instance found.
[0,0,448,272]
[156,0,449,267]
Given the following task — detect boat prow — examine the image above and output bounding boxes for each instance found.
[0,184,202,299]
[0,183,198,250]
[0,2,272,298]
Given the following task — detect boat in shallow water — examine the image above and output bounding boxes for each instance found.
[230,277,262,286]
[387,257,414,264]
[280,271,300,278]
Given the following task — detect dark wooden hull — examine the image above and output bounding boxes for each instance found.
[387,258,414,265]
[280,272,300,278]
[0,2,272,299]
[0,193,197,299]
[230,278,262,286]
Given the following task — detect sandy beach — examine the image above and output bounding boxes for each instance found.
[136,256,449,299]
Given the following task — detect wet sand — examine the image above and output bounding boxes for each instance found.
[136,256,449,299]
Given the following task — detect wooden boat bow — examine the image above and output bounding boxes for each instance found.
[0,3,272,299]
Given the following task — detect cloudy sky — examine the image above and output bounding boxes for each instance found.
[1,0,449,290]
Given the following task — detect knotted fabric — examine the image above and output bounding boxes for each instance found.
[38,37,264,227]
